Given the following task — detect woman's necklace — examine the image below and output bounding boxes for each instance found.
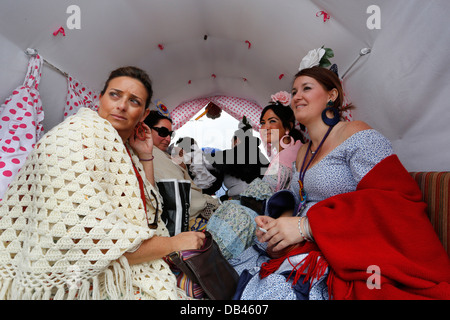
[297,126,333,213]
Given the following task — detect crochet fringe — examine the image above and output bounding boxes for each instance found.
[0,256,135,300]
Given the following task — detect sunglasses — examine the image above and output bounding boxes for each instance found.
[151,126,174,138]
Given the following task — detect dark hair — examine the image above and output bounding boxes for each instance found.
[101,66,153,109]
[260,103,305,143]
[144,110,173,128]
[294,66,354,114]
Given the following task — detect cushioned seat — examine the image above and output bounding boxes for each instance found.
[410,172,450,256]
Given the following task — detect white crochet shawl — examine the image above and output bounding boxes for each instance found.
[0,108,186,300]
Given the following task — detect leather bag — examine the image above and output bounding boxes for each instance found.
[165,231,239,300]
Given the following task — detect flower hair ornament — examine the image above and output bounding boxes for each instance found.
[270,91,291,106]
[298,46,334,71]
[154,99,171,118]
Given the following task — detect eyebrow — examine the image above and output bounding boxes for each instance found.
[110,88,144,102]
[292,82,315,93]
[261,116,279,122]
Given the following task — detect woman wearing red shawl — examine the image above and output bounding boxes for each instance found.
[230,62,450,300]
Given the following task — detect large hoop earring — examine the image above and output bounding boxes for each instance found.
[134,122,147,141]
[279,134,294,149]
[321,100,340,126]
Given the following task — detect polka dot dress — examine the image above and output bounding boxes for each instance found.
[292,129,394,216]
[64,76,99,119]
[0,54,45,200]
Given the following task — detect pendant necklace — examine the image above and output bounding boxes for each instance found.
[297,126,333,213]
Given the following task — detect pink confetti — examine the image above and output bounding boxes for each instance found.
[53,26,66,36]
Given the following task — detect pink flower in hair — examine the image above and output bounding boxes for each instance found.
[270,91,291,106]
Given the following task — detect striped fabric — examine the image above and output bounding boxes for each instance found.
[410,172,450,256]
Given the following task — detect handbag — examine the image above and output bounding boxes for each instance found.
[164,231,239,300]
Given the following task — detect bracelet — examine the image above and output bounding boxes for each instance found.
[139,155,154,161]
[298,216,314,242]
[298,217,307,241]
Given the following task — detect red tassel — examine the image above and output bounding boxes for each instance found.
[287,251,328,288]
[260,256,286,279]
[327,269,335,300]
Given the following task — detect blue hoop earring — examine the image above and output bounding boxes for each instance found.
[321,100,340,126]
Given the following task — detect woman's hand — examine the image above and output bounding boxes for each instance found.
[129,122,153,159]
[123,231,206,265]
[255,215,304,253]
[170,231,206,251]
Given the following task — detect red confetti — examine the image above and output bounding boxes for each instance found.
[53,27,66,36]
[245,40,252,49]
[316,11,330,22]
[279,74,285,80]
[158,44,164,50]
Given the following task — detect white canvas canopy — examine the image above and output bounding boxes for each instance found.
[0,0,449,173]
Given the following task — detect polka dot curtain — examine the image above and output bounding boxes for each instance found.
[0,53,45,200]
[171,95,263,131]
[64,76,99,119]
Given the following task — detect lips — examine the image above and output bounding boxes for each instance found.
[111,114,127,121]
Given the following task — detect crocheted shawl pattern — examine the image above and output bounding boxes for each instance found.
[0,108,184,300]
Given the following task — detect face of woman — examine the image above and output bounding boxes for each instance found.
[97,76,149,141]
[151,118,173,152]
[291,75,336,124]
[260,109,288,145]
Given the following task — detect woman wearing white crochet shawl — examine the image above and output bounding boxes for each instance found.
[0,67,205,300]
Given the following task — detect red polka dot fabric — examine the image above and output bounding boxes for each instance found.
[172,96,263,131]
[64,76,99,119]
[0,54,45,200]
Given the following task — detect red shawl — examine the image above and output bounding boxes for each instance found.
[308,154,450,299]
[260,155,450,299]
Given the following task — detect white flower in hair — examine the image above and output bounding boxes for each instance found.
[299,46,334,71]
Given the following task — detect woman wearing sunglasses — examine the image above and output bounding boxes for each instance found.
[145,111,220,231]
[145,111,175,152]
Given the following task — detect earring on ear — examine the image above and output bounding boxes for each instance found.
[135,122,147,141]
[279,130,295,149]
[321,100,340,126]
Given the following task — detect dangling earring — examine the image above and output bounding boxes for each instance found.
[279,131,294,149]
[134,122,147,141]
[321,100,340,126]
